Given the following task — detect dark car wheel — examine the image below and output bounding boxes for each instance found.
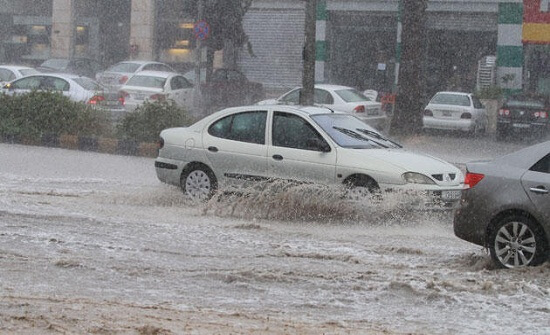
[343,175,380,201]
[181,165,217,201]
[489,214,548,268]
[496,125,507,142]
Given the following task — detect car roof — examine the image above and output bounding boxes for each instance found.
[129,70,176,78]
[18,73,90,81]
[0,65,35,71]
[314,84,357,91]
[492,140,550,170]
[433,91,471,96]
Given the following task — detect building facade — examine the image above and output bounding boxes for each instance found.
[0,0,548,96]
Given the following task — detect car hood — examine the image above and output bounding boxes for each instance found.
[338,148,462,184]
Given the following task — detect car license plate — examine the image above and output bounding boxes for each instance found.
[442,111,452,117]
[441,190,461,201]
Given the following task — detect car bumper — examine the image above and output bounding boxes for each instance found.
[382,183,464,210]
[453,189,489,246]
[423,117,475,132]
[155,157,185,186]
[497,120,548,132]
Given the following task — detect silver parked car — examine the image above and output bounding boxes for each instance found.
[454,140,550,268]
[96,60,175,91]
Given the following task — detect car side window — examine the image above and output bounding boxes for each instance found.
[41,77,69,91]
[281,89,300,104]
[531,154,550,174]
[208,111,267,144]
[170,76,192,90]
[12,76,42,89]
[0,69,15,81]
[472,96,484,109]
[314,89,334,104]
[272,111,329,151]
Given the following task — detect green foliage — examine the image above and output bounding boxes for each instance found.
[117,100,194,143]
[475,86,503,100]
[0,91,111,140]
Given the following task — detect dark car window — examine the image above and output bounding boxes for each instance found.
[170,76,192,90]
[280,89,300,104]
[73,77,102,91]
[506,98,546,109]
[472,96,484,109]
[41,76,69,91]
[531,154,550,174]
[125,75,166,88]
[208,111,267,144]
[430,93,471,107]
[12,76,42,89]
[314,89,334,104]
[0,68,15,81]
[272,111,328,151]
[143,63,174,72]
[40,59,70,70]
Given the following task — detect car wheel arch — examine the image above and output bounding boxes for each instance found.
[343,173,380,192]
[180,162,218,191]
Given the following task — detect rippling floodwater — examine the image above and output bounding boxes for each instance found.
[0,142,548,334]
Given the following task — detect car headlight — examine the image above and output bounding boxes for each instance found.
[402,172,435,184]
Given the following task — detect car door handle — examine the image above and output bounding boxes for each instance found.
[208,146,218,153]
[530,187,549,194]
[272,154,283,161]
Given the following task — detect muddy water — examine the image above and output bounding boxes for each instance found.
[0,143,549,334]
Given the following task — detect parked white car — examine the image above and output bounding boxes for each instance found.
[1,73,124,115]
[423,91,488,134]
[257,84,387,130]
[96,60,175,91]
[0,65,39,85]
[118,71,194,112]
[155,105,463,207]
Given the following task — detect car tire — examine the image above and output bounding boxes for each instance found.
[180,164,217,201]
[489,214,548,268]
[343,175,380,201]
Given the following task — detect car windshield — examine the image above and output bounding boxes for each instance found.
[40,59,69,70]
[335,89,370,102]
[107,63,141,73]
[73,77,102,91]
[430,93,470,106]
[125,75,166,88]
[506,98,546,109]
[20,68,39,76]
[311,114,401,149]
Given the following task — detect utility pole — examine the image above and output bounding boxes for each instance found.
[194,0,205,116]
[300,0,316,105]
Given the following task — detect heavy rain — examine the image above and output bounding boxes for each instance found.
[1,0,549,334]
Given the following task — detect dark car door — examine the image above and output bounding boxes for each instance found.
[522,153,550,222]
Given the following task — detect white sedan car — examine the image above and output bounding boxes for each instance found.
[155,105,463,207]
[423,91,488,134]
[0,65,39,85]
[1,73,125,115]
[118,71,194,112]
[257,84,386,131]
[96,60,175,91]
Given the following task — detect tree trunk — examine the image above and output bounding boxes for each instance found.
[390,0,427,136]
[300,0,316,105]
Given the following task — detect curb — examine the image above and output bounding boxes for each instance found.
[1,134,158,158]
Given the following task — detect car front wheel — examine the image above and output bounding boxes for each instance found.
[181,165,217,201]
[489,215,548,268]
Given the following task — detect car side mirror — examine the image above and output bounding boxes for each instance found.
[3,83,12,90]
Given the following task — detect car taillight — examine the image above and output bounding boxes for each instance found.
[88,95,105,105]
[118,90,128,106]
[424,109,433,117]
[119,75,128,84]
[157,137,164,150]
[461,112,472,119]
[499,109,510,116]
[464,172,484,189]
[353,105,365,113]
[534,111,548,119]
[150,93,166,101]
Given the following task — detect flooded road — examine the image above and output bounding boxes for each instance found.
[1,136,548,334]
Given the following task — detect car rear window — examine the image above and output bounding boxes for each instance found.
[41,59,69,70]
[430,93,470,106]
[73,77,102,91]
[335,89,370,102]
[125,75,166,88]
[107,63,141,73]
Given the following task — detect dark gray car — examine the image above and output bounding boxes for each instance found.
[454,140,550,268]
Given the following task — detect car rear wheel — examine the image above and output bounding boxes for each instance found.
[181,165,217,201]
[489,215,548,268]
